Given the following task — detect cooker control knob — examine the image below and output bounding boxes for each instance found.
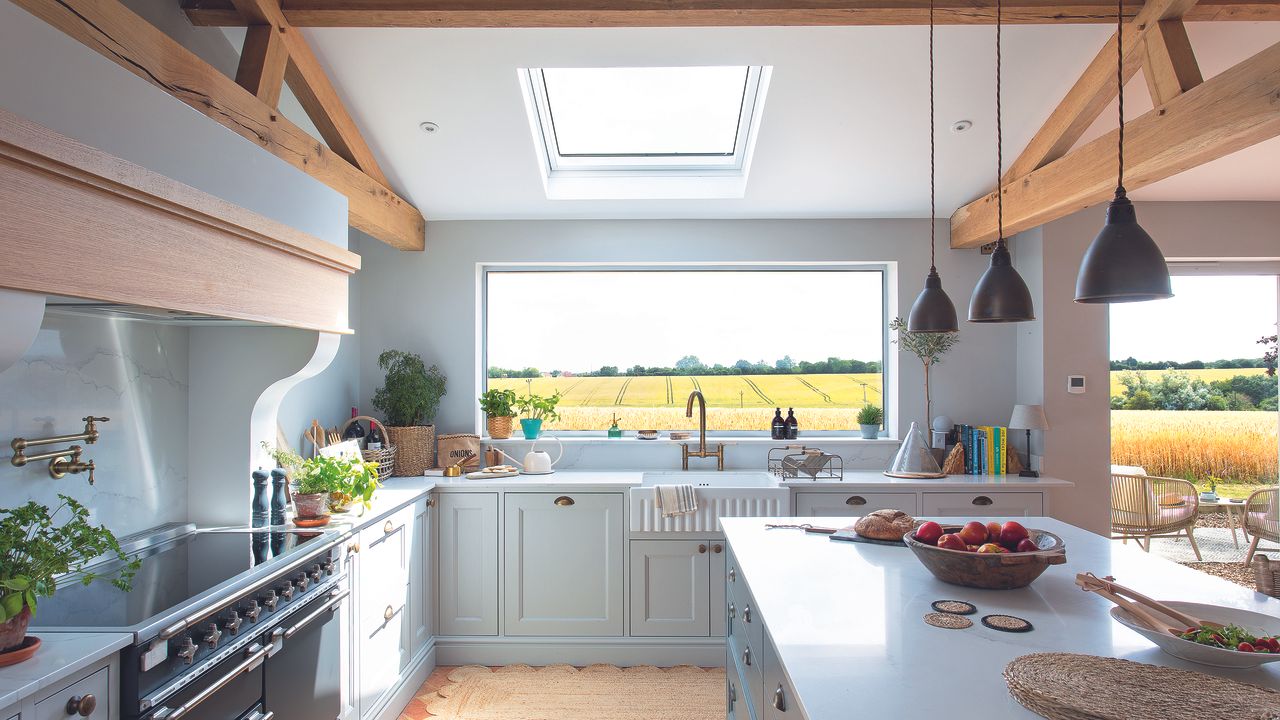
[321,558,335,576]
[175,637,197,665]
[261,589,279,610]
[307,564,323,582]
[202,623,222,649]
[223,610,242,636]
[278,583,295,601]
[294,574,309,592]
[242,600,261,623]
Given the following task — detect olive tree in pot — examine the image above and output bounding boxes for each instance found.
[372,350,446,475]
[890,317,959,428]
[479,388,518,439]
[857,404,884,439]
[0,496,138,657]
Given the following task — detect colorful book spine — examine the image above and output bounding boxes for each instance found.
[996,426,1006,475]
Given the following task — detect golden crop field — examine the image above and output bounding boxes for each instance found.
[489,373,883,430]
[1112,410,1278,483]
[1108,368,1268,398]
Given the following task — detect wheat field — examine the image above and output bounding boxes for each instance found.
[1111,410,1278,483]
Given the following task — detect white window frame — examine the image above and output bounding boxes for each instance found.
[476,262,895,438]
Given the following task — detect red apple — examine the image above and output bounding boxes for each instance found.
[915,521,944,545]
[976,543,1006,553]
[1015,538,1039,553]
[966,545,980,552]
[986,522,1003,542]
[958,521,989,546]
[1000,521,1030,547]
[936,533,967,551]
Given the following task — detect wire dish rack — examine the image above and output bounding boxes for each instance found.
[768,445,843,481]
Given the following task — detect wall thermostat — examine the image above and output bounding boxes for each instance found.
[1067,375,1086,394]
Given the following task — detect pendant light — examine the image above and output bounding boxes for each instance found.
[1074,0,1172,303]
[907,0,959,333]
[968,0,1035,324]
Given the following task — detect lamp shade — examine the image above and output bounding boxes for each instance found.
[968,242,1035,323]
[908,268,959,333]
[1008,404,1049,431]
[1075,190,1172,304]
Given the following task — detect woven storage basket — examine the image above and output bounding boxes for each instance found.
[486,415,515,440]
[386,424,435,476]
[338,415,397,480]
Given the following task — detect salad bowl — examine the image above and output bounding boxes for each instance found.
[1111,600,1280,669]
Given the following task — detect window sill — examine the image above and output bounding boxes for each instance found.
[483,435,900,445]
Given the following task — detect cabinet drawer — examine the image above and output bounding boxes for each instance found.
[729,580,763,659]
[360,505,413,587]
[794,491,917,517]
[727,644,757,720]
[34,666,108,720]
[762,632,802,720]
[921,491,1043,517]
[728,632,763,716]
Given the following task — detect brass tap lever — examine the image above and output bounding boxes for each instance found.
[51,456,96,484]
[11,417,107,483]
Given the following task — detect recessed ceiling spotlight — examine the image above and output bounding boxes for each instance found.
[951,120,973,133]
[419,121,440,134]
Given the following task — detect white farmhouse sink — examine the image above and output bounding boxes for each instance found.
[630,471,789,532]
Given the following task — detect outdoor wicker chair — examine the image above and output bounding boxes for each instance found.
[1244,486,1279,567]
[1111,473,1202,560]
[1256,555,1279,598]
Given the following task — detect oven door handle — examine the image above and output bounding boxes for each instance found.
[283,588,349,640]
[151,643,268,720]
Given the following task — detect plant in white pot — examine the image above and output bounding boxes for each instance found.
[857,404,884,439]
[372,350,446,475]
[0,495,138,657]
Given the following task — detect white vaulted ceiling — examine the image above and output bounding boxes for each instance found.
[237,21,1280,220]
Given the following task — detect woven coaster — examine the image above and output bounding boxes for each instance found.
[982,614,1033,633]
[924,612,973,629]
[1005,653,1280,720]
[931,600,977,615]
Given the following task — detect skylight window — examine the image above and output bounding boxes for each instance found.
[519,65,771,199]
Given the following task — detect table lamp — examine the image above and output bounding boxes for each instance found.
[1008,405,1049,478]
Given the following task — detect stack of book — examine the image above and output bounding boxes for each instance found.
[956,424,1007,476]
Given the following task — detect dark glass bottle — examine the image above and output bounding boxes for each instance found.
[343,406,365,446]
[367,421,384,450]
[771,408,786,440]
[784,408,798,440]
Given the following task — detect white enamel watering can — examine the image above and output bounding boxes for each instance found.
[497,436,563,475]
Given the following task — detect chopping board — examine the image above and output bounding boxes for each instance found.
[829,528,908,547]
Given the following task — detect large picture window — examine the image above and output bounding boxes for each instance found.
[483,266,888,435]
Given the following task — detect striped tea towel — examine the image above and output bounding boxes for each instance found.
[655,484,698,517]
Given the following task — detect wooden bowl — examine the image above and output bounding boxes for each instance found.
[904,527,1067,589]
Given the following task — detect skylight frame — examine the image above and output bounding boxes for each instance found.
[521,66,768,176]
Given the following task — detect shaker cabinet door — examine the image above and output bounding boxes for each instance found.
[504,493,625,636]
[629,539,710,637]
[436,493,500,636]
[409,497,433,659]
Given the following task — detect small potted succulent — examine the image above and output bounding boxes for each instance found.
[0,495,138,657]
[857,404,884,439]
[479,388,518,439]
[372,350,447,475]
[292,455,381,518]
[516,392,562,440]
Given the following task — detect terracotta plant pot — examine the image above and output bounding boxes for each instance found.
[486,415,515,440]
[0,606,31,653]
[293,492,330,519]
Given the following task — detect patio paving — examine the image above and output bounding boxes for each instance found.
[1132,527,1279,563]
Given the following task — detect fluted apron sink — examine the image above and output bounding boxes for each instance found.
[630,471,790,532]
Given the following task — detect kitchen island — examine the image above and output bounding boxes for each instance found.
[721,516,1280,720]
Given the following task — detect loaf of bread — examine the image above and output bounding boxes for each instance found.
[854,509,917,541]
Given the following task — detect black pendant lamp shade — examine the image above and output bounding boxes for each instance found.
[968,240,1035,322]
[1075,188,1173,303]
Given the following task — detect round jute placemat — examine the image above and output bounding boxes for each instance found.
[1004,653,1280,720]
[924,612,973,629]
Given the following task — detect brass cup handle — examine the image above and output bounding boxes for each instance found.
[846,495,867,506]
[972,495,994,506]
[698,544,707,554]
[66,694,97,716]
[554,496,575,506]
[773,685,787,712]
[384,520,395,534]
[712,543,723,554]
[743,605,752,623]
[384,605,395,621]
[727,602,736,620]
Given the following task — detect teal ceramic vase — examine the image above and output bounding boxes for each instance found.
[520,418,542,440]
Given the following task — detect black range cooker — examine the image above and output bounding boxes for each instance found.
[33,523,348,720]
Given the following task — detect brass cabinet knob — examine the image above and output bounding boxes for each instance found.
[712,543,723,554]
[554,496,575,506]
[384,605,394,621]
[698,544,707,554]
[846,495,867,506]
[426,498,436,507]
[66,694,97,716]
[972,495,994,506]
[384,520,395,534]
[348,542,361,554]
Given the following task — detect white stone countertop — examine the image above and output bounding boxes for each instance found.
[721,516,1280,720]
[779,471,1075,489]
[0,631,132,709]
[381,471,1072,491]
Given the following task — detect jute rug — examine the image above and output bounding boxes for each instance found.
[417,664,725,720]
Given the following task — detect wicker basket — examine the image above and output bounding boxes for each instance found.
[1256,555,1279,598]
[339,415,397,480]
[386,424,435,476]
[486,415,515,440]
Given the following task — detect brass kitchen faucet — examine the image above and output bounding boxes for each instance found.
[682,391,724,471]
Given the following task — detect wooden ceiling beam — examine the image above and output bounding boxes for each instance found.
[999,0,1199,185]
[1142,19,1203,105]
[235,25,289,106]
[10,0,424,250]
[950,40,1280,248]
[181,0,1280,27]
[230,0,391,186]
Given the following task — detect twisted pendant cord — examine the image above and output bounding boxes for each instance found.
[1117,0,1125,190]
[929,0,936,271]
[995,0,1004,244]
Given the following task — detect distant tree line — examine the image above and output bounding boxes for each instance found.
[1109,357,1267,371]
[1111,370,1278,412]
[488,355,881,379]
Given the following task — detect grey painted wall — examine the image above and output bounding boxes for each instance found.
[354,219,1027,471]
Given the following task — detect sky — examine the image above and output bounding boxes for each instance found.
[487,270,884,372]
[1109,275,1278,362]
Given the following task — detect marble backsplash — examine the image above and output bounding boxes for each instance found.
[0,312,189,538]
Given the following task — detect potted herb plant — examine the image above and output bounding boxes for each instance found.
[857,404,884,439]
[0,495,138,656]
[292,455,381,518]
[890,317,959,427]
[479,388,518,440]
[516,392,562,440]
[372,350,447,475]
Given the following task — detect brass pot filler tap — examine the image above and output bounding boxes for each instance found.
[10,416,109,484]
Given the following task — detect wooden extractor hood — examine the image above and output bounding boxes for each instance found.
[0,107,360,334]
